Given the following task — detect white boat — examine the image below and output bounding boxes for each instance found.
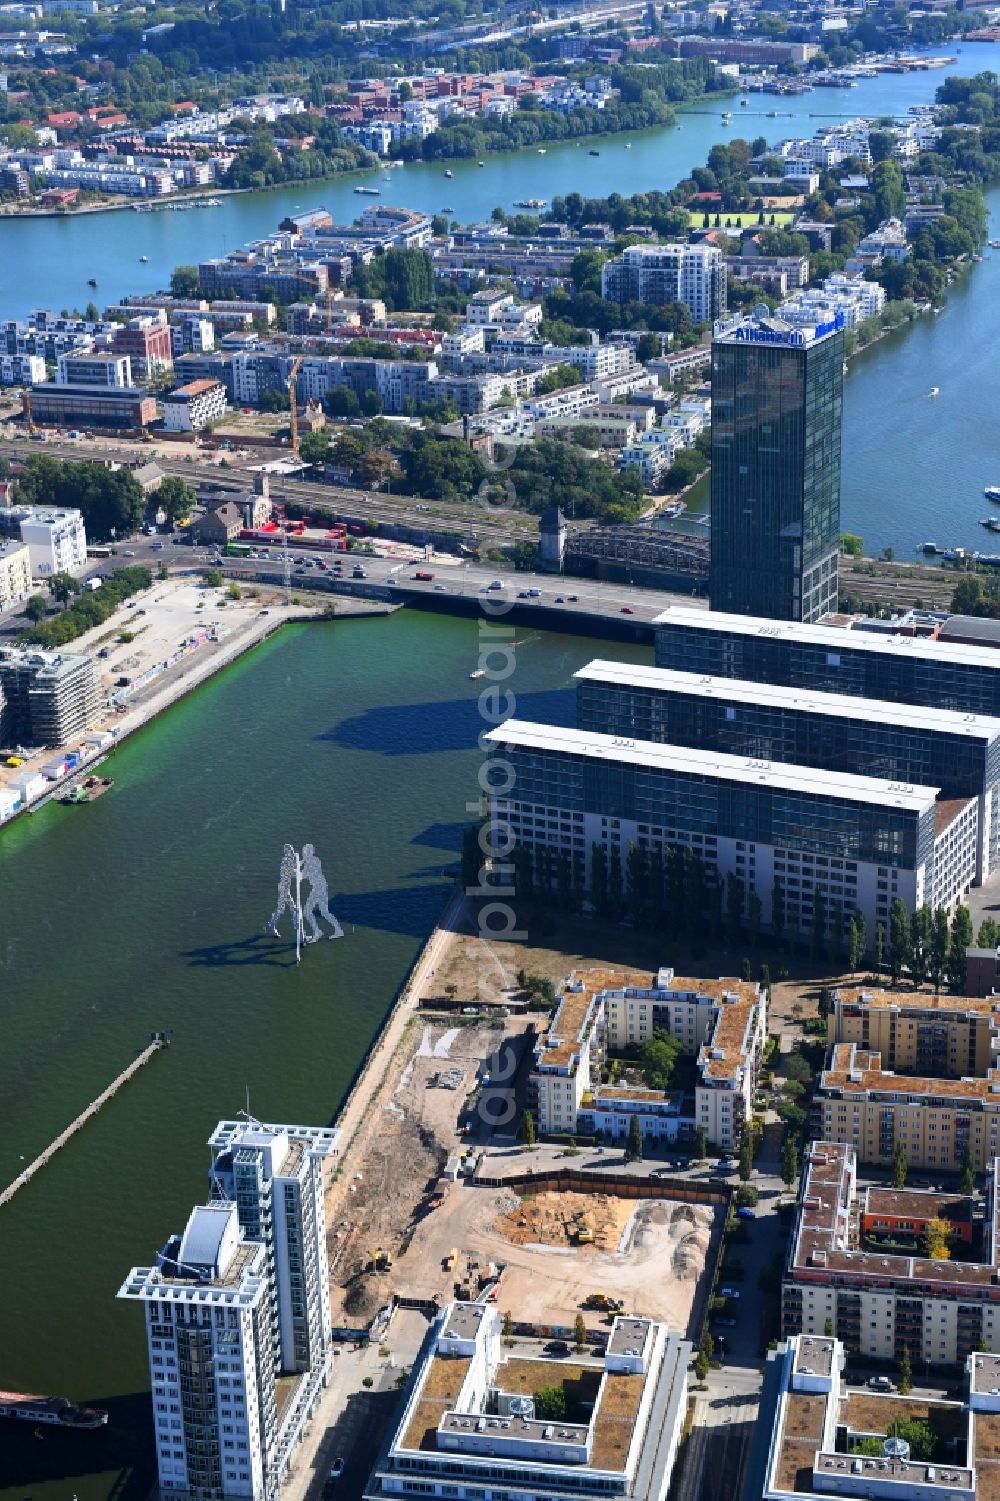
[444,169,453,178]
[985,486,1000,502]
[139,255,148,263]
[469,669,486,680]
[537,148,546,155]
[929,387,939,397]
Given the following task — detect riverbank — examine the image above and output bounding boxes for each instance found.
[0,185,249,220]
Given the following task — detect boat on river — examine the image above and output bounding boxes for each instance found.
[929,386,939,397]
[353,186,380,195]
[986,486,1000,502]
[980,517,1000,532]
[514,197,547,209]
[443,169,453,178]
[59,775,113,806]
[0,1392,108,1429]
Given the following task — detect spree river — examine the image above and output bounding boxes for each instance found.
[0,612,649,1501]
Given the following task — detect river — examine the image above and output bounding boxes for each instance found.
[0,611,649,1501]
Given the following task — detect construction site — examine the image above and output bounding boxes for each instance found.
[323,1011,722,1340]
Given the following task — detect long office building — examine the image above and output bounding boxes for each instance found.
[709,312,844,623]
[485,719,972,943]
[654,606,1000,718]
[574,659,1000,880]
[120,1119,337,1501]
[782,1141,1000,1366]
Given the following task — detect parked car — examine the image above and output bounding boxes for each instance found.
[719,1287,740,1300]
[620,605,634,615]
[736,1206,755,1221]
[545,1340,570,1356]
[713,1317,737,1329]
[868,1376,896,1392]
[329,1459,345,1479]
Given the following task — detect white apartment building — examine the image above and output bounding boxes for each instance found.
[162,378,228,432]
[56,351,132,388]
[601,243,727,324]
[120,1119,337,1501]
[0,353,45,385]
[119,1202,277,1501]
[1,504,87,577]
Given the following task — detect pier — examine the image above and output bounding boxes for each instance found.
[0,1036,169,1208]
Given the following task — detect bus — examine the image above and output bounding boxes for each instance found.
[86,545,113,559]
[225,543,252,558]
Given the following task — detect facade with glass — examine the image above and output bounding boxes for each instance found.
[484,720,960,939]
[709,313,844,623]
[655,607,1000,717]
[575,659,1000,879]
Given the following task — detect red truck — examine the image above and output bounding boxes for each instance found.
[412,571,434,581]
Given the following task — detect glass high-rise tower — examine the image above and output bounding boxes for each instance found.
[709,310,845,623]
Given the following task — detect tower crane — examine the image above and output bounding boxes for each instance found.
[287,355,303,458]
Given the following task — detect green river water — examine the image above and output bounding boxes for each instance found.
[0,610,649,1501]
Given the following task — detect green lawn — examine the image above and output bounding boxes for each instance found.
[688,210,794,229]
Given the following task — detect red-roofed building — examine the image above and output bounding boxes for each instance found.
[47,111,82,129]
[40,187,80,206]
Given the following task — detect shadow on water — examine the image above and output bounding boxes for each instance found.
[181,931,302,970]
[0,1392,155,1501]
[411,821,467,852]
[318,686,575,756]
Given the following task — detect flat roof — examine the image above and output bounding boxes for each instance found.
[653,605,1000,674]
[575,659,1000,742]
[486,720,940,813]
[834,985,1000,1018]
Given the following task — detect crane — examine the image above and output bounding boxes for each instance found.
[21,390,35,435]
[287,354,303,458]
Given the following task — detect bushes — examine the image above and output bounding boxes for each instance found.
[20,566,152,647]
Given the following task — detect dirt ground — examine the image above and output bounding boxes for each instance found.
[396,1178,718,1336]
[327,1017,514,1325]
[494,1189,632,1252]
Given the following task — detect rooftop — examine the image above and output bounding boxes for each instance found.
[834,985,1000,1019]
[820,1043,1000,1104]
[487,720,940,815]
[574,659,1000,743]
[168,378,222,398]
[653,604,1000,675]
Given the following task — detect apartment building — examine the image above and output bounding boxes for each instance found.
[830,986,1000,1080]
[363,1301,690,1501]
[600,244,727,324]
[653,607,1000,719]
[162,378,228,432]
[485,719,968,942]
[751,1333,1000,1501]
[527,966,767,1150]
[816,1041,1000,1173]
[120,1119,337,1501]
[782,1142,1000,1366]
[0,503,87,576]
[573,660,1000,881]
[0,352,45,385]
[0,646,100,745]
[0,538,31,610]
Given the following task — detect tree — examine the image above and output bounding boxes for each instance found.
[875,921,885,979]
[978,917,1000,950]
[642,1029,682,1091]
[948,905,973,992]
[930,908,950,992]
[738,1135,754,1183]
[824,1317,835,1338]
[888,899,910,986]
[573,1312,587,1349]
[922,1217,951,1260]
[170,264,201,297]
[899,1346,913,1395]
[519,1109,537,1147]
[781,1136,799,1187]
[46,571,80,606]
[910,905,932,986]
[694,1124,707,1159]
[626,1114,643,1163]
[951,573,987,616]
[960,1148,975,1196]
[24,593,47,622]
[737,1184,759,1208]
[15,456,145,541]
[892,1139,908,1189]
[502,1310,514,1339]
[299,429,330,465]
[200,568,223,588]
[157,474,197,523]
[534,1385,566,1420]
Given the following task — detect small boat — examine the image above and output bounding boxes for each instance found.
[985,486,1000,502]
[87,278,97,287]
[139,255,148,263]
[928,387,939,397]
[443,169,454,178]
[441,206,454,213]
[353,185,380,195]
[0,1393,108,1430]
[469,669,486,680]
[740,97,749,106]
[973,254,984,263]
[990,239,1000,249]
[478,160,485,167]
[624,142,631,148]
[980,517,1000,532]
[59,776,113,805]
[588,149,600,156]
[921,541,941,555]
[537,148,546,155]
[514,197,547,209]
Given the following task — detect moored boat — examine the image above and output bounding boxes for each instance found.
[0,1392,108,1429]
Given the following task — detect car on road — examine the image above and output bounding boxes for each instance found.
[555,596,565,603]
[517,590,530,598]
[330,1459,345,1479]
[151,541,164,550]
[713,1317,737,1329]
[545,1340,570,1356]
[620,605,635,614]
[123,549,136,557]
[719,1287,740,1299]
[487,579,504,590]
[868,1376,896,1392]
[736,1206,755,1220]
[434,584,447,592]
[567,594,579,601]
